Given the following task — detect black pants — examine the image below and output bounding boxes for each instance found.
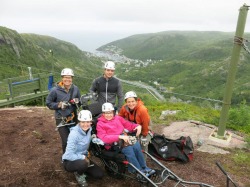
[63,159,104,179]
[56,119,73,153]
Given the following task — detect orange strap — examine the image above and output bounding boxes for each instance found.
[65,112,75,123]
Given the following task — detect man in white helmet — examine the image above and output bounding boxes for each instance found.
[46,68,81,153]
[89,61,123,112]
[62,110,104,186]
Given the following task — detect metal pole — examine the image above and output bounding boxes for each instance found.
[217,4,249,137]
[49,49,54,73]
[28,67,33,80]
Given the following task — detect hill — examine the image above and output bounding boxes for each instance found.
[97,31,236,61]
[1,27,250,105]
[0,26,103,92]
[97,31,250,105]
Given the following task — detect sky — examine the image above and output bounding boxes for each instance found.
[1,0,250,52]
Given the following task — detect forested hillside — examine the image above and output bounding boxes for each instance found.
[0,26,103,92]
[1,26,250,105]
[98,31,250,105]
[97,31,237,61]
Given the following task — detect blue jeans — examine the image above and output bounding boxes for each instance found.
[121,141,146,172]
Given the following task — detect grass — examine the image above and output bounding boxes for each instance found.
[227,149,250,178]
[144,99,250,182]
[147,101,221,126]
[144,99,250,151]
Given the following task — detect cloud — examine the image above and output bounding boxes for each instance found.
[1,0,249,51]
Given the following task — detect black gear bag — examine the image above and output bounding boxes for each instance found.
[148,133,194,163]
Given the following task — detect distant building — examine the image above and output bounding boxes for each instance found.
[153,81,159,86]
[159,86,166,92]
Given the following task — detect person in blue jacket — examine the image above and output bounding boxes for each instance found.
[46,68,81,153]
[62,110,104,187]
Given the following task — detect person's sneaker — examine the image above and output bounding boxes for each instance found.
[74,172,88,186]
[142,167,156,176]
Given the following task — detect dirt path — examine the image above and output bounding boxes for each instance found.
[0,107,249,187]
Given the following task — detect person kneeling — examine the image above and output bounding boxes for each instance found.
[62,110,104,186]
[96,102,155,175]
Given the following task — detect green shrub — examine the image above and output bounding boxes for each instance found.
[227,101,250,134]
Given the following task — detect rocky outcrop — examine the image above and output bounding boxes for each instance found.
[0,29,21,58]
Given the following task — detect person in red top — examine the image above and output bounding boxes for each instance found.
[118,91,152,156]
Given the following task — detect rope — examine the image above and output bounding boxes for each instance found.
[234,36,250,54]
[165,91,222,103]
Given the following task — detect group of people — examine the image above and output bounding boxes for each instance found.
[46,61,154,186]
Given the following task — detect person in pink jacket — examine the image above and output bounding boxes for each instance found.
[96,102,155,175]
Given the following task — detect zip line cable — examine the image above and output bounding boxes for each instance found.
[164,91,223,103]
[1,62,51,73]
[0,62,96,80]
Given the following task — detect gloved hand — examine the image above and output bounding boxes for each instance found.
[140,136,149,146]
[58,101,62,108]
[72,98,79,104]
[92,137,104,145]
[61,101,70,110]
[128,136,137,145]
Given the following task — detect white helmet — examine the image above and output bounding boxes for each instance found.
[104,61,115,70]
[61,68,74,76]
[124,91,137,100]
[102,103,114,112]
[78,110,92,121]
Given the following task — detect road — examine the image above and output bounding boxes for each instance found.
[117,78,165,101]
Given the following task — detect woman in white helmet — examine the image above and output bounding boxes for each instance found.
[96,103,155,175]
[62,110,104,186]
[46,68,81,153]
[89,61,124,112]
[119,91,152,156]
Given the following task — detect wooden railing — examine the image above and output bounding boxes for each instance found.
[0,73,52,107]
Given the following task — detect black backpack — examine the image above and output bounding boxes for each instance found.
[148,133,194,163]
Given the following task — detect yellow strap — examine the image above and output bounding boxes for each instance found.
[65,112,75,123]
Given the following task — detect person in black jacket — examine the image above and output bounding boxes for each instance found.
[89,61,123,112]
[46,68,81,153]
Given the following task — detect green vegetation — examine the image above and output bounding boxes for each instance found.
[228,101,250,134]
[111,31,250,105]
[123,84,250,138]
[145,100,250,136]
[98,31,234,61]
[116,58,242,105]
[1,26,250,139]
[0,26,249,181]
[141,98,250,153]
[0,26,103,98]
[230,150,250,176]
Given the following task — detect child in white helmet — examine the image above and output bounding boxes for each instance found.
[62,110,104,187]
[97,103,155,175]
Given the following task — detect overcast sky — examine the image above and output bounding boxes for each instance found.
[1,0,250,52]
